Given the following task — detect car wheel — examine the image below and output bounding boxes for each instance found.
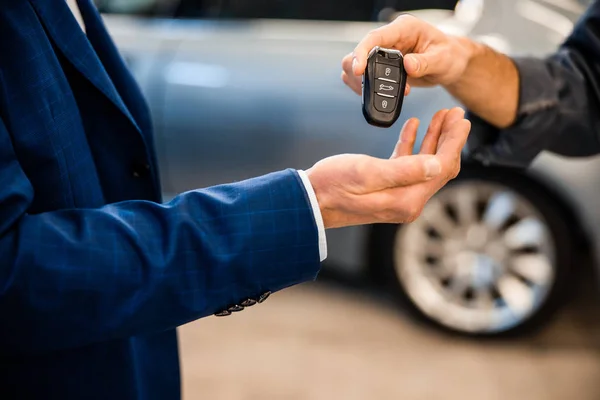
[372,166,576,337]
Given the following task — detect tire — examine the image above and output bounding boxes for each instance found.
[370,165,578,338]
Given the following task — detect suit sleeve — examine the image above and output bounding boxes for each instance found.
[465,2,600,168]
[0,116,322,355]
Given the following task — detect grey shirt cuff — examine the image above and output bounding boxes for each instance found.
[466,57,563,168]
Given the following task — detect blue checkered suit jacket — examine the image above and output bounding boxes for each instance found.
[0,1,321,398]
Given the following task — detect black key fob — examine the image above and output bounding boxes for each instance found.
[362,46,407,128]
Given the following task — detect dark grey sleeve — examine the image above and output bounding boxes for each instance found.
[465,2,600,168]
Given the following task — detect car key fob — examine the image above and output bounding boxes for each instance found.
[362,46,407,128]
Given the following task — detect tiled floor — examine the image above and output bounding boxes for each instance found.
[178,280,600,400]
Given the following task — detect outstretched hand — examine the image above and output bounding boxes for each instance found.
[307,107,471,229]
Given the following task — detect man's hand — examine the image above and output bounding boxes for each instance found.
[307,107,470,229]
[340,14,520,128]
[341,14,473,96]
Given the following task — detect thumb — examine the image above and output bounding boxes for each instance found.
[404,53,437,78]
[376,154,442,189]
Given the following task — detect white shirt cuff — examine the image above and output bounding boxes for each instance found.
[296,170,327,262]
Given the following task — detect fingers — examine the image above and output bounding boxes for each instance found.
[438,118,472,159]
[419,109,449,154]
[391,118,419,159]
[403,51,440,79]
[351,29,388,76]
[377,154,442,189]
[342,53,362,94]
[342,52,354,76]
[351,15,422,76]
[341,71,361,95]
[351,15,446,77]
[434,107,471,179]
[437,107,470,155]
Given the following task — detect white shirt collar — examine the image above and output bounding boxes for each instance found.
[66,0,87,33]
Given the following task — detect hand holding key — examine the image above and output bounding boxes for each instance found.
[342,14,472,96]
[307,107,471,228]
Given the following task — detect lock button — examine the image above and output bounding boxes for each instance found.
[374,94,397,113]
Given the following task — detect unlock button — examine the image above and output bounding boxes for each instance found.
[375,63,400,83]
[374,94,397,113]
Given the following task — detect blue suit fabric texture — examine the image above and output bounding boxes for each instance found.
[0,1,322,399]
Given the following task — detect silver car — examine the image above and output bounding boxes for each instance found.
[97,0,599,337]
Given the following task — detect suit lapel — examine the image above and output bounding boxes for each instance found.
[76,0,152,136]
[28,0,141,133]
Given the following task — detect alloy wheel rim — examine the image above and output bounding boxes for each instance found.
[394,180,556,333]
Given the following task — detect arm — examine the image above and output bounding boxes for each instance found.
[344,3,600,166]
[344,15,521,128]
[0,106,471,356]
[444,38,520,129]
[0,114,322,356]
[467,4,600,166]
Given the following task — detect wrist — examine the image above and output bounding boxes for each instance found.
[444,36,483,91]
[305,168,334,229]
[445,37,519,128]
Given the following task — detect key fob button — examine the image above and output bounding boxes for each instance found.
[375,64,401,83]
[374,94,397,113]
[375,81,399,96]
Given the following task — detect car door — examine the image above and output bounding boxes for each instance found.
[159,23,383,194]
[156,6,393,198]
[100,0,478,276]
[100,0,461,200]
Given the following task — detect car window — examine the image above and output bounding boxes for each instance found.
[95,0,179,16]
[174,0,376,21]
[174,0,459,21]
[97,0,459,22]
